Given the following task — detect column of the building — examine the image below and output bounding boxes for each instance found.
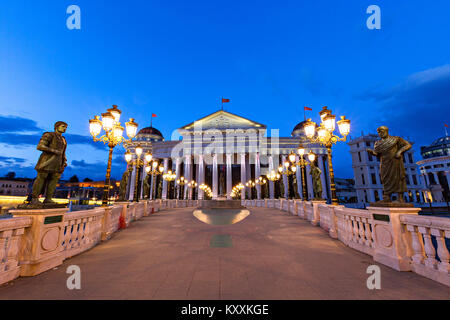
[212,154,218,199]
[317,155,328,200]
[162,158,169,200]
[281,155,288,198]
[128,166,136,201]
[241,154,246,200]
[295,155,302,199]
[306,163,314,199]
[255,153,261,199]
[149,172,154,200]
[189,158,194,200]
[226,154,232,200]
[175,158,181,199]
[246,154,251,198]
[446,171,450,191]
[140,165,146,199]
[268,155,275,199]
[433,172,439,186]
[198,155,204,200]
[184,155,191,200]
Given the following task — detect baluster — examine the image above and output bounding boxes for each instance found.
[419,227,437,269]
[358,217,366,245]
[346,215,353,244]
[364,219,373,247]
[406,224,425,265]
[431,228,450,273]
[352,217,358,243]
[6,229,24,270]
[0,230,11,270]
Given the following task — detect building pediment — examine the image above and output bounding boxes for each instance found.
[179,110,266,132]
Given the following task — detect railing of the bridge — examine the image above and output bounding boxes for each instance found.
[242,198,450,287]
[0,199,199,286]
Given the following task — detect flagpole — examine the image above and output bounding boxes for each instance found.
[304,107,306,121]
[151,114,153,128]
[221,97,223,111]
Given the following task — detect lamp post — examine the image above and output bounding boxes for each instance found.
[163,170,176,199]
[291,146,316,200]
[267,170,281,199]
[277,159,297,199]
[89,105,138,206]
[255,176,267,199]
[176,176,186,199]
[187,180,198,200]
[303,106,351,205]
[125,148,152,202]
[245,180,256,199]
[145,160,165,199]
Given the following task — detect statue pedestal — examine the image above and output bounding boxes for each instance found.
[311,200,327,226]
[10,208,68,277]
[367,206,421,271]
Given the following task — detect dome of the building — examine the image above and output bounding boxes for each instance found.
[136,126,164,142]
[421,135,450,159]
[291,120,308,137]
[430,136,450,146]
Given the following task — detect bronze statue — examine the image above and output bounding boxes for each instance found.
[118,169,131,201]
[367,126,412,205]
[26,121,68,207]
[143,174,151,199]
[310,161,323,200]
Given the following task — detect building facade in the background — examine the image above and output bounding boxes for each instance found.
[124,110,334,201]
[0,179,31,196]
[348,134,424,205]
[417,135,450,203]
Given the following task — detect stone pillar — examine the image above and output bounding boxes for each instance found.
[241,154,246,200]
[140,166,146,199]
[306,163,313,200]
[198,155,204,200]
[188,158,194,200]
[269,155,274,199]
[162,158,169,200]
[255,153,261,199]
[317,155,328,200]
[368,206,421,271]
[226,154,232,200]
[213,153,218,199]
[11,208,68,276]
[281,155,288,198]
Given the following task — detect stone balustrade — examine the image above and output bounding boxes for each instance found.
[244,198,449,287]
[400,214,450,286]
[0,199,198,286]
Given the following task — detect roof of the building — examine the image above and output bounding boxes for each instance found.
[291,120,308,137]
[430,136,450,146]
[137,126,163,138]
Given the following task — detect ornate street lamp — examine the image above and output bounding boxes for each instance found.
[163,170,176,199]
[125,147,153,202]
[292,145,316,200]
[176,176,186,199]
[145,160,165,199]
[303,106,351,205]
[89,105,138,206]
[255,176,268,199]
[187,180,198,200]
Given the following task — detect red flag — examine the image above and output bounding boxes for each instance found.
[304,106,312,111]
[445,124,449,128]
[222,98,230,103]
[152,114,157,118]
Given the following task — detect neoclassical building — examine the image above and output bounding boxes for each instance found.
[124,110,333,201]
[417,135,450,203]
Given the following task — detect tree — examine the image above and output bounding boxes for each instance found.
[6,172,16,179]
[69,175,79,183]
[83,178,93,182]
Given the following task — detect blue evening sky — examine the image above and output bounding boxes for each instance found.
[0,0,449,181]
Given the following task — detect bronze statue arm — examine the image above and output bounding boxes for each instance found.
[395,140,412,158]
[36,133,62,155]
[367,148,377,156]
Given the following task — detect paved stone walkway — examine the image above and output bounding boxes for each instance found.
[1,207,449,300]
